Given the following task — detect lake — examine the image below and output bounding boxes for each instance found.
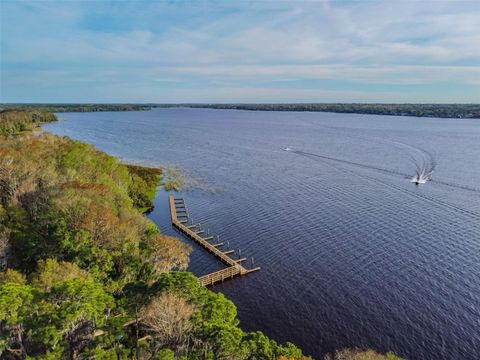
[44,108,480,359]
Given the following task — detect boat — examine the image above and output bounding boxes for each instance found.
[410,169,433,185]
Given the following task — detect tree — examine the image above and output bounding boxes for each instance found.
[31,258,92,291]
[0,114,322,359]
[142,234,191,274]
[139,293,195,354]
[0,205,9,270]
[242,331,275,360]
[31,278,114,358]
[0,269,26,285]
[0,282,35,357]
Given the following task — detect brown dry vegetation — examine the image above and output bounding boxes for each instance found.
[0,111,403,359]
[324,348,404,360]
[0,133,191,289]
[139,292,196,353]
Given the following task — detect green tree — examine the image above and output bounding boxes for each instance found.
[32,258,92,291]
[0,269,27,285]
[32,279,114,353]
[242,331,275,360]
[0,282,35,357]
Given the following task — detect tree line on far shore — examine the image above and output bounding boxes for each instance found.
[175,103,480,119]
[2,103,479,118]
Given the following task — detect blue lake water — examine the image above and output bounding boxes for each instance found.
[44,108,480,359]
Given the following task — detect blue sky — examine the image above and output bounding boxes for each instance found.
[1,0,479,103]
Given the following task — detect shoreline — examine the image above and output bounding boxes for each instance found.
[153,103,480,119]
[0,109,319,359]
[3,102,480,119]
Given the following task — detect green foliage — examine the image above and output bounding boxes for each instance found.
[32,258,92,291]
[0,129,192,357]
[1,103,152,113]
[127,164,162,211]
[0,112,401,359]
[276,342,306,359]
[178,103,480,119]
[152,271,206,303]
[150,272,310,359]
[48,278,114,326]
[0,109,57,136]
[162,165,185,192]
[242,331,276,360]
[157,348,175,360]
[31,278,114,348]
[0,268,27,284]
[3,103,479,118]
[0,275,115,358]
[1,133,190,290]
[0,282,34,324]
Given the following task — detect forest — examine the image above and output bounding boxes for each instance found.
[2,103,479,119]
[0,109,403,359]
[0,109,58,136]
[1,104,152,113]
[177,103,480,119]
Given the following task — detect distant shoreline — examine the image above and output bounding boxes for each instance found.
[2,102,479,119]
[157,103,480,119]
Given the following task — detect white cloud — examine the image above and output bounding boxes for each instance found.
[1,0,479,102]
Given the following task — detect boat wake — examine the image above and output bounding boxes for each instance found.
[410,167,434,185]
[385,141,437,186]
[283,147,480,220]
[285,148,408,178]
[283,146,479,194]
[408,149,437,185]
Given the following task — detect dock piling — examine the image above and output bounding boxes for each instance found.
[169,194,260,286]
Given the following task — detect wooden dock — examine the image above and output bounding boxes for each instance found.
[169,194,260,286]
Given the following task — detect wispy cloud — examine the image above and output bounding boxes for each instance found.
[1,0,479,102]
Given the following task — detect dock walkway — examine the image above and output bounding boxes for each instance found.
[169,194,260,286]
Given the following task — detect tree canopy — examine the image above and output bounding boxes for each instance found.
[0,110,403,359]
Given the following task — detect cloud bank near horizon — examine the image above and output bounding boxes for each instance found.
[1,0,479,103]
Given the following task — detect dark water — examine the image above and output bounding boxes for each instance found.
[44,108,480,359]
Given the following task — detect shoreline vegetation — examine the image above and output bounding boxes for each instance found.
[179,103,480,119]
[0,109,403,359]
[2,102,479,119]
[162,165,186,192]
[125,165,163,213]
[0,109,58,136]
[0,104,151,113]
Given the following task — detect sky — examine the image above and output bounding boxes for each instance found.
[1,0,479,103]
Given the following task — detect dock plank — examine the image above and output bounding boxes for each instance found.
[169,194,260,286]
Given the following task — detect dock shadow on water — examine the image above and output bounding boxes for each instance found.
[168,193,260,286]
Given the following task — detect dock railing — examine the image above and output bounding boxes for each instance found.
[169,194,260,286]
